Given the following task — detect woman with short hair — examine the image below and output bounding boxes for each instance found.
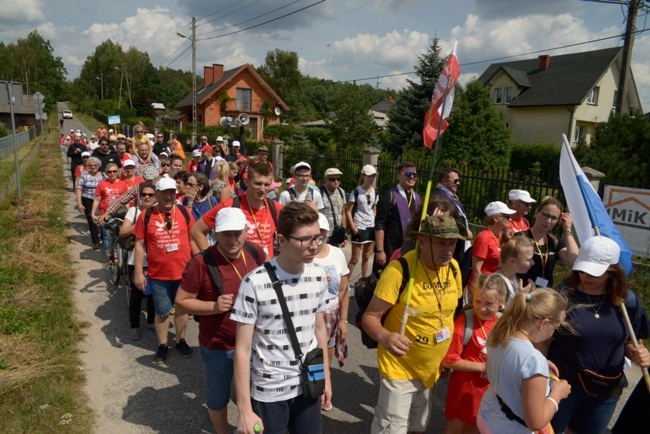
[76,156,105,250]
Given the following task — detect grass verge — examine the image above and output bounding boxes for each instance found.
[66,104,102,133]
[0,118,94,433]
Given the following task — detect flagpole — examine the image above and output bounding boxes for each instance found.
[399,61,455,335]
[562,135,650,392]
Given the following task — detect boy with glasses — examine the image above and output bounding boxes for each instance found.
[232,202,331,434]
[279,161,324,212]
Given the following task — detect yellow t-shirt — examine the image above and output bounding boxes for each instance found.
[375,250,462,388]
[131,136,152,155]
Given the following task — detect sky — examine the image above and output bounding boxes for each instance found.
[1,0,649,110]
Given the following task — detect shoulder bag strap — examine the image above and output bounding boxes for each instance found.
[202,248,224,295]
[263,262,303,361]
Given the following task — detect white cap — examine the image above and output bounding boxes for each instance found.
[215,208,247,233]
[573,236,620,277]
[509,189,537,204]
[108,129,113,133]
[76,129,81,133]
[318,213,330,232]
[192,149,202,157]
[70,129,74,132]
[361,164,377,176]
[216,136,224,142]
[122,159,135,168]
[324,168,343,177]
[81,151,91,157]
[155,177,177,191]
[293,161,311,172]
[146,133,154,139]
[484,201,517,217]
[232,140,241,148]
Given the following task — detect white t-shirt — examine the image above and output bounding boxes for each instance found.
[124,206,147,266]
[349,186,378,230]
[478,338,550,434]
[313,246,350,308]
[279,186,325,210]
[230,259,330,402]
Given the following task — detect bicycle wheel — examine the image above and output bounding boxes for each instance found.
[109,258,121,286]
[123,255,132,306]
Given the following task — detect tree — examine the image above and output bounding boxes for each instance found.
[386,38,446,155]
[574,114,650,188]
[257,49,306,123]
[327,83,378,152]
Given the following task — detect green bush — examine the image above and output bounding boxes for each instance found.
[0,124,8,138]
[510,142,561,174]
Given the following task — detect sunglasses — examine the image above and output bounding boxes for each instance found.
[165,212,172,230]
[327,178,341,182]
[135,130,144,134]
[401,171,418,178]
[157,136,163,138]
[140,193,155,198]
[82,156,89,159]
[366,194,372,205]
[106,170,118,174]
[161,163,170,167]
[446,178,460,185]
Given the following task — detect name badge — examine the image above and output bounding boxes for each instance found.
[535,277,549,288]
[165,243,179,253]
[435,327,451,343]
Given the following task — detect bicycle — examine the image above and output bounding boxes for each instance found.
[103,214,127,288]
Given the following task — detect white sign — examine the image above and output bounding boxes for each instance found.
[604,185,650,258]
[108,115,121,125]
[35,113,48,120]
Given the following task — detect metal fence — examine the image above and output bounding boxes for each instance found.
[280,146,363,188]
[0,124,39,159]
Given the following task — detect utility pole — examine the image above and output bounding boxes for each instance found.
[2,81,22,200]
[177,17,197,146]
[616,0,641,115]
[116,64,124,110]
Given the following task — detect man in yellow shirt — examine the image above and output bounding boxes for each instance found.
[363,215,466,434]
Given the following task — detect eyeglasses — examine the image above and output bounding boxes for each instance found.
[165,212,172,230]
[82,156,89,159]
[327,178,340,182]
[140,193,155,198]
[540,211,560,222]
[106,170,118,174]
[295,174,311,179]
[400,171,418,178]
[498,214,511,220]
[286,235,325,247]
[157,135,163,138]
[135,130,144,134]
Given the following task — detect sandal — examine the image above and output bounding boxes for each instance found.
[130,330,142,341]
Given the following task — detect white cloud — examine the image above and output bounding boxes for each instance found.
[0,0,45,23]
[299,57,332,80]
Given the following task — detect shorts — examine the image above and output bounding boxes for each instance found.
[351,227,375,244]
[200,344,235,411]
[252,394,321,434]
[149,278,181,317]
[371,377,434,434]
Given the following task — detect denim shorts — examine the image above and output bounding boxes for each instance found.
[551,383,620,434]
[200,344,235,411]
[149,278,181,316]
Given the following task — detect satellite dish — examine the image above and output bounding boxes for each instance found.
[219,116,233,128]
[274,107,282,116]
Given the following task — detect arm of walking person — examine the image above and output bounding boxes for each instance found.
[190,217,211,251]
[234,323,265,434]
[315,311,332,410]
[102,186,136,223]
[119,217,134,237]
[176,287,232,315]
[75,187,85,213]
[471,257,484,288]
[362,295,412,356]
[338,274,350,340]
[522,374,571,431]
[91,196,101,223]
[133,239,146,292]
[557,213,579,268]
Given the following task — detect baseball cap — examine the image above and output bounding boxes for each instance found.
[232,140,241,148]
[108,129,114,133]
[74,133,81,138]
[484,201,517,217]
[216,136,224,142]
[293,161,311,172]
[410,215,467,240]
[122,159,135,168]
[109,136,118,142]
[318,213,330,232]
[155,177,177,191]
[81,151,91,157]
[201,145,213,153]
[509,189,537,204]
[573,236,620,277]
[192,149,202,157]
[361,164,377,176]
[215,208,248,233]
[324,168,343,177]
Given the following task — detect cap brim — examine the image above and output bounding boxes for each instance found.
[409,230,466,240]
[572,259,609,277]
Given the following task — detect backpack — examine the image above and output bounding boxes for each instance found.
[288,186,314,202]
[462,309,502,346]
[354,258,459,349]
[143,205,191,241]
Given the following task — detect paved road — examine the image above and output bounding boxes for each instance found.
[60,102,638,433]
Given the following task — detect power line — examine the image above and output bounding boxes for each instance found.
[194,1,244,25]
[195,0,265,29]
[197,0,326,41]
[163,43,192,68]
[340,27,650,84]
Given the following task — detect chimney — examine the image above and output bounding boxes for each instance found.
[212,63,224,82]
[387,95,393,102]
[204,66,214,88]
[539,55,550,71]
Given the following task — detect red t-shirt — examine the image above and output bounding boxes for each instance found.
[133,205,195,281]
[75,165,89,178]
[180,244,266,350]
[201,195,283,258]
[186,160,199,173]
[509,217,530,233]
[443,312,498,425]
[119,153,133,165]
[95,179,128,214]
[469,228,502,288]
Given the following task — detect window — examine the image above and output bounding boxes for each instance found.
[612,90,618,109]
[237,88,252,111]
[587,87,599,105]
[504,87,513,103]
[574,125,585,142]
[494,88,503,104]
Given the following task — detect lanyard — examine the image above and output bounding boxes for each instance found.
[246,198,269,243]
[498,267,519,292]
[217,246,249,281]
[157,205,176,238]
[530,228,549,271]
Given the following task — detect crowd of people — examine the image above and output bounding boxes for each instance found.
[65,121,649,434]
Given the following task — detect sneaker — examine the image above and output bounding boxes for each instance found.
[154,344,169,364]
[175,339,193,358]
